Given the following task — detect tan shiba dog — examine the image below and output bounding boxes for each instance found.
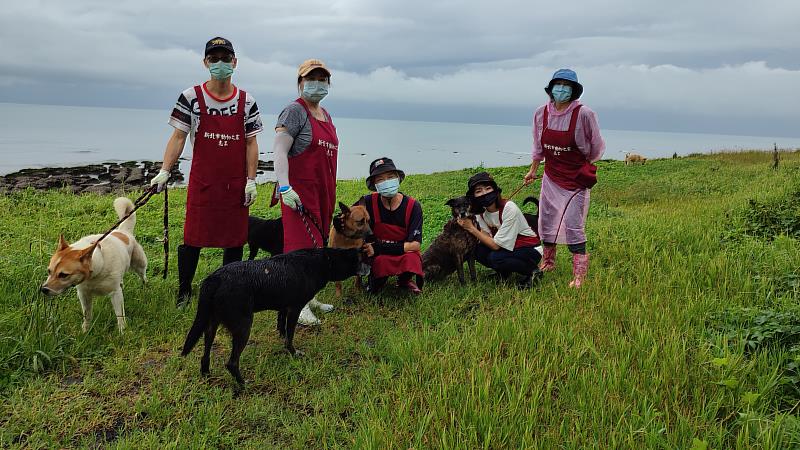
[329,201,372,298]
[40,197,147,332]
[625,152,647,165]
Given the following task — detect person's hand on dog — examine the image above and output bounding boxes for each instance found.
[362,243,375,258]
[244,178,257,206]
[150,169,170,193]
[279,186,302,210]
[457,217,476,232]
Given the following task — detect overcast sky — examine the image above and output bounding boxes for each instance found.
[2,0,798,136]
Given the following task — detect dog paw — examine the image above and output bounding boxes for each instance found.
[291,349,305,358]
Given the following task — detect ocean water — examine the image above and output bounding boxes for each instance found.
[1,102,798,181]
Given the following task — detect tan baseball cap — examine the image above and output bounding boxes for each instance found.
[298,59,331,78]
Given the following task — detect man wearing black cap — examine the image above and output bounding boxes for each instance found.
[358,157,424,294]
[150,37,263,307]
[458,171,543,289]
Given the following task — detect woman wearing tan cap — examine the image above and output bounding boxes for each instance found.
[272,59,339,326]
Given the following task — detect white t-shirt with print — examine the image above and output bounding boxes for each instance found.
[168,82,263,160]
[475,200,540,252]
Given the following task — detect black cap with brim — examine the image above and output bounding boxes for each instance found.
[205,37,235,55]
[366,157,405,191]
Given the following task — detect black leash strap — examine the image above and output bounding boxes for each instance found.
[162,185,169,279]
[297,206,327,248]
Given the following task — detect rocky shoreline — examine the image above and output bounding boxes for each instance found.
[0,160,274,194]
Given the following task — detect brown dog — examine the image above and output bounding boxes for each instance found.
[328,201,372,298]
[625,152,647,165]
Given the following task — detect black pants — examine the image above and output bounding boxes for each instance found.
[177,244,243,302]
[475,244,541,277]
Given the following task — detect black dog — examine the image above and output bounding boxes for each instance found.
[521,196,540,236]
[422,196,479,285]
[181,247,369,386]
[247,216,283,259]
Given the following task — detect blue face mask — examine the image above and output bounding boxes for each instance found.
[302,80,329,103]
[375,177,400,198]
[551,84,572,103]
[209,61,234,80]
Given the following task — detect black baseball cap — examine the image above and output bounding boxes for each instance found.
[205,37,235,56]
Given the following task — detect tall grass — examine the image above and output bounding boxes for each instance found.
[1,151,800,448]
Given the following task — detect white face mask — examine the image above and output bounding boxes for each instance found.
[302,80,329,102]
[375,177,400,197]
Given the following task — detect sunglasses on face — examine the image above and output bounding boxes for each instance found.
[206,54,234,63]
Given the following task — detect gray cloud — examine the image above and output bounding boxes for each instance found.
[1,0,799,136]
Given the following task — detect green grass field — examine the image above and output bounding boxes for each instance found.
[1,151,800,449]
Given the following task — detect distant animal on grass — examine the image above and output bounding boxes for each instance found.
[40,197,147,333]
[625,152,647,165]
[328,201,372,298]
[180,247,370,387]
[422,196,479,284]
[247,216,283,259]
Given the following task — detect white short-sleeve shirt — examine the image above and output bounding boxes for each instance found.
[475,200,538,251]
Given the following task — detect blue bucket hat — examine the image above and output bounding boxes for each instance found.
[545,68,583,100]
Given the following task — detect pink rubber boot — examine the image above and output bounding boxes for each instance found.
[539,245,557,272]
[569,253,589,289]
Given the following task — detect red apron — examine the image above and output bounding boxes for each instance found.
[541,104,596,190]
[183,84,248,248]
[370,193,424,278]
[482,200,541,249]
[282,98,338,252]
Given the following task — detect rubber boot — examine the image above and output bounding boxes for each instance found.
[298,300,321,326]
[308,297,334,313]
[569,253,589,289]
[539,244,556,272]
[177,244,200,307]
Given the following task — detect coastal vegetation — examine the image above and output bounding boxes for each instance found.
[1,151,800,448]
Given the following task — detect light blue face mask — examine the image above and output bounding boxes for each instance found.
[302,80,329,103]
[375,177,400,198]
[209,61,234,80]
[551,84,572,103]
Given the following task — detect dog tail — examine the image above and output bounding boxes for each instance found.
[113,197,136,233]
[180,276,218,356]
[522,196,539,209]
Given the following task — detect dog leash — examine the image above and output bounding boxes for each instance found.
[297,206,327,249]
[161,185,169,279]
[505,182,528,200]
[94,186,158,246]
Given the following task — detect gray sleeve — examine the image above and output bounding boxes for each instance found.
[275,103,308,139]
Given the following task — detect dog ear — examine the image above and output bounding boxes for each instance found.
[338,202,350,215]
[445,198,456,207]
[79,243,98,263]
[333,216,344,233]
[57,234,69,251]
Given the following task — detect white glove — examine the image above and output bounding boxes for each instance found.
[149,169,169,193]
[280,186,302,210]
[244,178,257,206]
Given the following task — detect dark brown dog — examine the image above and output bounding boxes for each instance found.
[422,196,478,285]
[328,201,372,298]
